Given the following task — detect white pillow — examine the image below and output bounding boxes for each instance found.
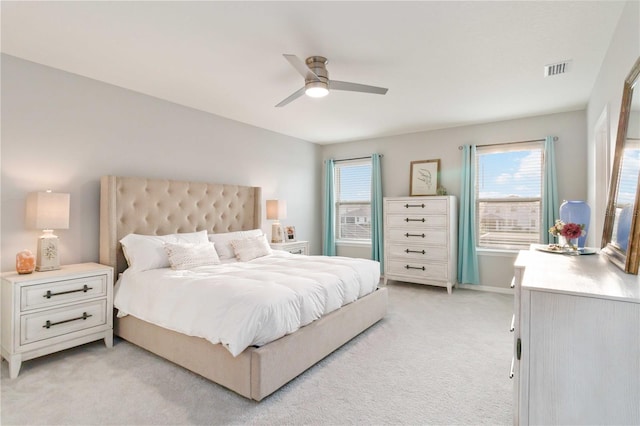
[164,242,220,270]
[208,229,265,260]
[120,230,208,271]
[230,234,273,262]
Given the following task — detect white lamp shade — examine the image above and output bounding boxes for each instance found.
[266,200,287,221]
[26,192,70,230]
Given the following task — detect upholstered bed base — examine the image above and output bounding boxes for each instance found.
[100,175,388,400]
[116,287,387,400]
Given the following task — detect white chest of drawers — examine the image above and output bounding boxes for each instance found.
[1,263,114,378]
[383,196,457,293]
[512,248,640,425]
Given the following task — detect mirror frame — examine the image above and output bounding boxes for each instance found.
[602,57,640,274]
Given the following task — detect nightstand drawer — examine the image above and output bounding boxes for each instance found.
[20,274,107,311]
[21,299,107,345]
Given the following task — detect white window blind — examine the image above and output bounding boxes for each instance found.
[475,141,544,249]
[335,159,372,241]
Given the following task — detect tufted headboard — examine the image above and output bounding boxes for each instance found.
[99,176,262,281]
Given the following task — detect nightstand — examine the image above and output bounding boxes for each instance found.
[270,241,309,255]
[1,263,114,378]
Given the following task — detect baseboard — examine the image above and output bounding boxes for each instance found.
[457,283,513,294]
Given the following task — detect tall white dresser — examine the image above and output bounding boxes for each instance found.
[512,248,640,425]
[383,196,457,293]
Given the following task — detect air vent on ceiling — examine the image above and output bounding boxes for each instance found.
[544,60,572,77]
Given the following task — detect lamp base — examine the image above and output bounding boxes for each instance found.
[36,233,60,271]
[271,222,284,243]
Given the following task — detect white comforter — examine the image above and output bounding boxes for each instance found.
[114,251,380,356]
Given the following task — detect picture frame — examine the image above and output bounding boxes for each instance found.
[284,225,296,242]
[410,159,440,196]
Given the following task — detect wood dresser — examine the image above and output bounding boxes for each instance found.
[383,196,457,293]
[512,247,640,425]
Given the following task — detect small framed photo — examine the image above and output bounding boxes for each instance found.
[284,226,296,242]
[410,159,440,196]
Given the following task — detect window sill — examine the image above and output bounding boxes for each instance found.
[476,248,521,257]
[336,240,372,247]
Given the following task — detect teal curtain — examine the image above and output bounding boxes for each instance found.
[542,136,559,244]
[323,159,336,256]
[458,145,480,284]
[371,154,384,272]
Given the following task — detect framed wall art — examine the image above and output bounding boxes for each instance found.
[410,159,440,196]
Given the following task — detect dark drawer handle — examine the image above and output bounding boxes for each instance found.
[291,250,303,254]
[43,284,93,299]
[43,312,92,329]
[405,265,425,271]
[517,338,522,360]
[404,203,425,208]
[405,218,426,222]
[405,249,426,254]
[404,233,425,238]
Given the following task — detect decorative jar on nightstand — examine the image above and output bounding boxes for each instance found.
[270,240,309,255]
[1,263,114,378]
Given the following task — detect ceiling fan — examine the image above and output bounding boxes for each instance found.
[275,54,388,107]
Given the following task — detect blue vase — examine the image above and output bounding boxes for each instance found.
[559,200,590,248]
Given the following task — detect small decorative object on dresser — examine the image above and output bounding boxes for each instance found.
[16,249,35,274]
[383,196,457,293]
[270,240,309,255]
[410,159,440,196]
[1,263,114,378]
[284,225,296,242]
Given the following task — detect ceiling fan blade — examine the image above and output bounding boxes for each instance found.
[330,80,388,95]
[275,87,306,107]
[283,54,320,82]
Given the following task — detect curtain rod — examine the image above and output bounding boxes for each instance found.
[457,137,558,150]
[326,154,384,163]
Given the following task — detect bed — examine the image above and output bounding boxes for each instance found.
[99,175,388,401]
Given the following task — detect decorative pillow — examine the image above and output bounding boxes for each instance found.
[230,234,273,262]
[164,242,220,270]
[208,229,264,260]
[120,230,208,271]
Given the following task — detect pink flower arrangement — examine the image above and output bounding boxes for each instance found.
[549,219,586,239]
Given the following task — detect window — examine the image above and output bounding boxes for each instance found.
[335,159,372,241]
[476,142,544,250]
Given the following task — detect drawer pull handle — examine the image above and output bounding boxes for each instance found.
[43,284,93,299]
[291,250,302,254]
[404,233,425,238]
[509,357,515,379]
[404,218,426,222]
[517,338,522,360]
[510,314,515,332]
[405,249,426,255]
[404,203,425,209]
[405,265,425,271]
[43,312,93,329]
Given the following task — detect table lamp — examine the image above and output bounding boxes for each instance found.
[25,191,70,271]
[266,199,287,243]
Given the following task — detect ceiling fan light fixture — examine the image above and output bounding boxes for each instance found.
[305,82,329,98]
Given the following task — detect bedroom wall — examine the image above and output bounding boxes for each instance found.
[321,110,588,291]
[0,55,323,272]
[586,0,640,248]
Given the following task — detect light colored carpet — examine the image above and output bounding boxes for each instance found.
[1,283,513,425]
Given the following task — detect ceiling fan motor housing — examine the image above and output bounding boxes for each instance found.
[305,56,329,92]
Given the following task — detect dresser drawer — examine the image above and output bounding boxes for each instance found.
[386,228,447,245]
[20,299,107,345]
[387,244,448,261]
[20,274,107,312]
[385,199,448,215]
[387,260,448,281]
[386,214,447,228]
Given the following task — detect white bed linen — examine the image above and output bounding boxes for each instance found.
[114,251,380,356]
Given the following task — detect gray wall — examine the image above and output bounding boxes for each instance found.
[1,55,322,272]
[321,111,588,289]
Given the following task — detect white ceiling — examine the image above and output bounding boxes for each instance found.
[1,1,626,144]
